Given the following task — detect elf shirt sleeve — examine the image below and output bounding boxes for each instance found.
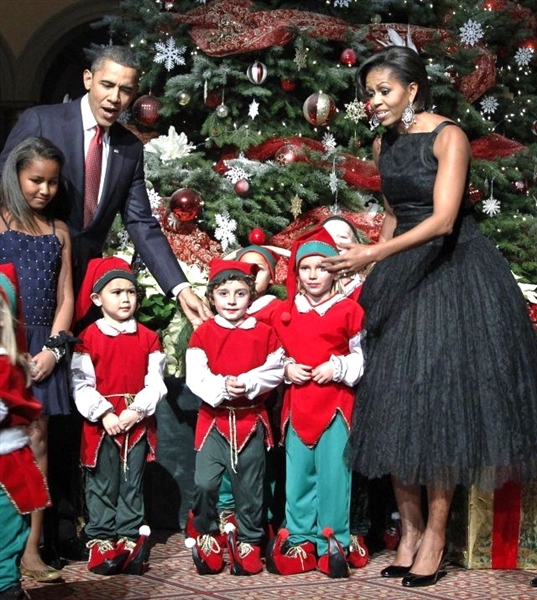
[130,350,167,419]
[71,351,114,421]
[186,346,230,407]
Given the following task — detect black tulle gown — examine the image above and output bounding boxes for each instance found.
[347,122,537,490]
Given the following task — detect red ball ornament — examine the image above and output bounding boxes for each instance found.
[132,95,162,126]
[532,120,537,136]
[247,61,268,85]
[340,48,357,66]
[483,0,508,10]
[522,38,537,52]
[249,228,266,245]
[234,179,250,195]
[303,92,336,126]
[280,79,297,92]
[169,188,203,222]
[205,90,221,109]
[275,144,302,166]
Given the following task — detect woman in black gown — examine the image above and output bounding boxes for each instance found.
[322,46,537,588]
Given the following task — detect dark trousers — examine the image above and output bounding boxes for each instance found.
[84,435,147,541]
[192,425,265,544]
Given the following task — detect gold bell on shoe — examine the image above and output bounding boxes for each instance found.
[20,562,62,583]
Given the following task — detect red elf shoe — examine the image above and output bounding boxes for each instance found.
[347,533,369,568]
[86,539,130,575]
[185,534,224,575]
[317,528,350,578]
[265,528,317,575]
[225,523,263,576]
[121,525,151,575]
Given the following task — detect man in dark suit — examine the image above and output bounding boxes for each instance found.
[0,45,210,326]
[0,45,211,564]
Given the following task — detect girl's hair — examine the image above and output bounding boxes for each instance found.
[205,274,257,307]
[356,46,432,112]
[0,296,20,365]
[0,136,66,234]
[296,259,345,297]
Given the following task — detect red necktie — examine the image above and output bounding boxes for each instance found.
[84,125,103,228]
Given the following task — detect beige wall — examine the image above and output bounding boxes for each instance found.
[1,0,79,58]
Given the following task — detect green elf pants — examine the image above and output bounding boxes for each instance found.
[285,413,351,557]
[0,487,30,593]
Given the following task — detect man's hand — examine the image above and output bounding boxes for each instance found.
[177,287,213,329]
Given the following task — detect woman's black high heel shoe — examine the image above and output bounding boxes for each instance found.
[380,564,412,578]
[531,577,537,587]
[401,548,447,588]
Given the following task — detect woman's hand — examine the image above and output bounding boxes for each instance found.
[321,242,376,277]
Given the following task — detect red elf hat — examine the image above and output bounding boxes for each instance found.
[280,226,339,324]
[235,245,278,280]
[208,258,259,285]
[74,256,137,324]
[0,262,27,352]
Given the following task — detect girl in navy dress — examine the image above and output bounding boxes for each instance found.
[0,137,73,582]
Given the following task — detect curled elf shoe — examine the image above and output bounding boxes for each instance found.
[225,523,263,575]
[86,539,130,575]
[217,510,237,547]
[118,525,151,575]
[317,528,350,579]
[265,528,317,575]
[347,534,369,568]
[20,562,62,583]
[185,534,224,575]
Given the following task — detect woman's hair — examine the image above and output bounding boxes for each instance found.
[0,136,66,234]
[356,46,432,112]
[205,274,257,307]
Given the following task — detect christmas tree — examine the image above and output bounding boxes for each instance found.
[99,0,537,353]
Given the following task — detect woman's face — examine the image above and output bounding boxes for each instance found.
[323,220,356,254]
[364,67,416,129]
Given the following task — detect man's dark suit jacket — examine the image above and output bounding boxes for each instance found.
[0,98,187,294]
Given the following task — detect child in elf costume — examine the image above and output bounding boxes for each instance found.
[71,257,166,576]
[185,258,284,576]
[267,227,365,578]
[217,245,286,534]
[0,263,51,600]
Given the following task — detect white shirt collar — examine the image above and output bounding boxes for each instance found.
[295,292,346,316]
[214,314,257,330]
[247,294,276,314]
[96,317,138,336]
[81,94,109,139]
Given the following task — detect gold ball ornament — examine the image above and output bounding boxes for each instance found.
[178,91,191,105]
[303,92,336,126]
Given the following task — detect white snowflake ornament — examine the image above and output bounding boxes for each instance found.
[146,187,162,213]
[514,47,534,68]
[459,19,484,47]
[214,211,237,251]
[480,95,499,115]
[334,0,350,6]
[344,99,367,124]
[482,197,501,216]
[224,165,250,184]
[248,100,260,120]
[322,132,337,155]
[154,38,186,71]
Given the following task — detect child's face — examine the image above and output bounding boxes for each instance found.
[90,277,137,324]
[323,220,356,254]
[297,255,334,304]
[238,251,272,294]
[211,279,251,325]
[19,159,60,212]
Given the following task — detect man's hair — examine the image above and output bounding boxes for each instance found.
[91,45,140,74]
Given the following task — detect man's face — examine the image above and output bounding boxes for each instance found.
[83,59,138,127]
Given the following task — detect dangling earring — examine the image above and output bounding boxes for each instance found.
[369,114,380,130]
[402,101,416,130]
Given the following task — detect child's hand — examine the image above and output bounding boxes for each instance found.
[30,350,57,382]
[226,376,247,398]
[286,363,313,385]
[311,361,334,385]
[101,411,122,436]
[118,409,140,431]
